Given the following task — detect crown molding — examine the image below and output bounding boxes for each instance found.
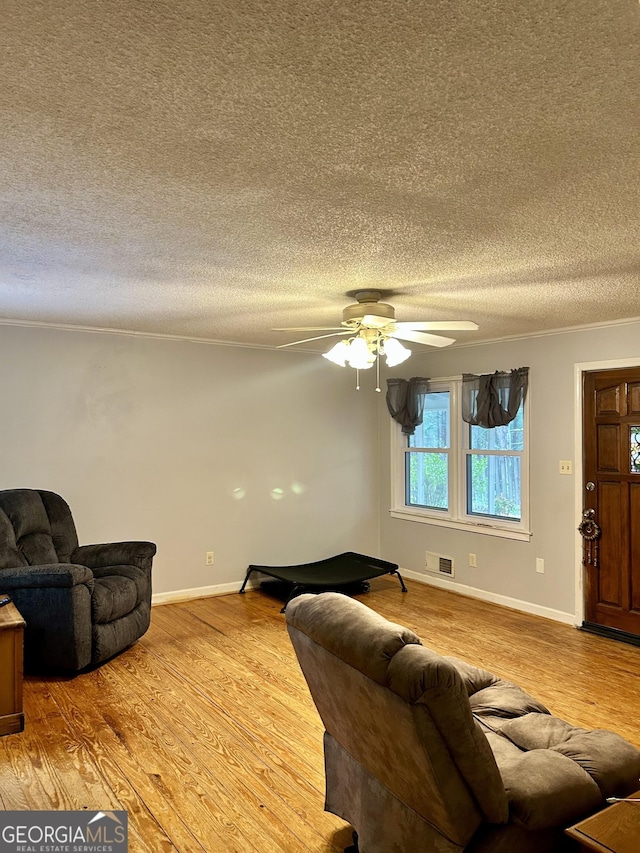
[0,313,639,353]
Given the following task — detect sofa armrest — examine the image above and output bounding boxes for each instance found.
[72,541,156,571]
[0,563,93,589]
[0,566,95,671]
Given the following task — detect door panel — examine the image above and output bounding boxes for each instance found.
[595,384,623,415]
[597,481,622,606]
[596,424,620,472]
[631,483,640,613]
[629,383,640,414]
[583,367,640,637]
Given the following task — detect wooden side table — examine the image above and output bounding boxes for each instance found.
[566,793,640,853]
[0,598,25,736]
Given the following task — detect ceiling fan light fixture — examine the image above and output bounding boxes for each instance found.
[322,339,350,366]
[311,292,478,387]
[382,336,411,367]
[346,335,376,369]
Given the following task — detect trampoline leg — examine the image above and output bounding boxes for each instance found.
[280,584,304,614]
[239,568,255,594]
[393,570,408,593]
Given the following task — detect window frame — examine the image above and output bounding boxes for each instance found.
[390,376,531,541]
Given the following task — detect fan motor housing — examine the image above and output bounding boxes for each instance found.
[342,296,395,326]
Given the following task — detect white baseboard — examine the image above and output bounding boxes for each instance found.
[152,571,576,627]
[151,572,272,607]
[152,581,242,606]
[401,568,577,626]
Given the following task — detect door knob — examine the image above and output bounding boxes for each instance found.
[578,509,601,567]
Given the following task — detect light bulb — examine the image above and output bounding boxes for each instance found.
[323,340,350,366]
[383,336,411,367]
[347,336,376,369]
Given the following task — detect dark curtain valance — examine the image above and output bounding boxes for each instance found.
[386,377,430,435]
[461,367,529,428]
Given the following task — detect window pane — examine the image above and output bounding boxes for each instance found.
[467,454,521,520]
[470,406,524,451]
[409,392,450,448]
[631,426,640,473]
[406,452,448,510]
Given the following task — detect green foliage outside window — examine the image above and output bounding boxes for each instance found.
[405,390,524,521]
[467,454,521,519]
[407,392,450,510]
[407,452,448,510]
[467,409,523,519]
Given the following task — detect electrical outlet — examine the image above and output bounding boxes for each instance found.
[469,553,477,567]
[205,551,214,566]
[559,460,572,475]
[536,557,544,574]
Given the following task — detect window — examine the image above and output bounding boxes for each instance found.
[406,391,450,511]
[631,425,640,473]
[391,378,530,540]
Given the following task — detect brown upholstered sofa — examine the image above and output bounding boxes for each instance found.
[286,592,640,853]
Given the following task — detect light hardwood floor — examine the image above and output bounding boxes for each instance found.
[1,578,639,852]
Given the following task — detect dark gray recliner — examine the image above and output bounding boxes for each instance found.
[0,489,156,672]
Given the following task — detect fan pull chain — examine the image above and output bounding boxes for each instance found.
[375,353,381,392]
[355,368,360,391]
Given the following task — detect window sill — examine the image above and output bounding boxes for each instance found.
[389,509,532,542]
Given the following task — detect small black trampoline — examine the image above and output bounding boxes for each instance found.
[239,551,407,612]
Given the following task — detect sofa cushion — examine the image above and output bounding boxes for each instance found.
[0,510,28,569]
[498,713,580,750]
[0,490,59,565]
[92,564,149,606]
[494,712,640,798]
[498,749,602,830]
[470,680,550,721]
[92,600,151,664]
[551,729,640,797]
[482,728,525,765]
[92,575,139,624]
[37,490,79,563]
[486,711,640,826]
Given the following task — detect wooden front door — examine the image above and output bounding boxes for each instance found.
[583,367,640,638]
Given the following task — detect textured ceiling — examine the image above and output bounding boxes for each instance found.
[1,0,639,351]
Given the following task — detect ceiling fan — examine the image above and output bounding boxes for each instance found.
[274,290,478,352]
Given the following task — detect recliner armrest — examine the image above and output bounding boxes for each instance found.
[72,541,156,571]
[1,564,95,671]
[0,563,93,589]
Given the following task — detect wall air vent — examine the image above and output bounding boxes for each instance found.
[425,551,455,577]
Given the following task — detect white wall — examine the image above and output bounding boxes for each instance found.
[378,320,640,620]
[8,317,639,619]
[0,324,380,596]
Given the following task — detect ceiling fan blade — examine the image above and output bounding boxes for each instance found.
[394,321,479,331]
[277,331,350,348]
[390,329,456,348]
[273,326,345,332]
[361,313,394,329]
